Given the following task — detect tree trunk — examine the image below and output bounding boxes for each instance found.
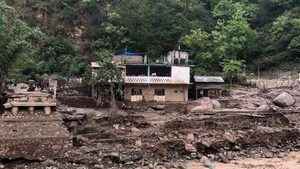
[96,84,102,107]
[110,84,118,114]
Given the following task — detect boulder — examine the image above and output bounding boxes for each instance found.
[273,92,295,107]
[151,105,165,111]
[187,97,214,113]
[186,133,195,143]
[185,143,197,153]
[212,100,221,109]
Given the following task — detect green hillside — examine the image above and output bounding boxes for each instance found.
[1,0,300,81]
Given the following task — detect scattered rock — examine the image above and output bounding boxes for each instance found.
[212,100,221,109]
[131,127,142,136]
[187,97,214,113]
[201,156,215,169]
[94,164,103,169]
[256,104,271,111]
[264,152,274,158]
[273,92,295,107]
[104,152,121,163]
[135,138,142,147]
[186,133,195,143]
[0,163,4,169]
[185,143,197,153]
[151,105,166,111]
[41,159,56,166]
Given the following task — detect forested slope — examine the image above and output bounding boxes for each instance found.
[2,0,300,80]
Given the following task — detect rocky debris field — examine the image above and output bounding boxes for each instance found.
[2,84,300,169]
[1,106,300,169]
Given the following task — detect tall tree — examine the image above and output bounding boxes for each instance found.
[0,1,40,110]
[86,49,122,111]
[106,0,213,59]
[182,0,256,75]
[0,1,40,86]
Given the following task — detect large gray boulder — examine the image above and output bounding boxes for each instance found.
[187,97,214,113]
[273,92,295,107]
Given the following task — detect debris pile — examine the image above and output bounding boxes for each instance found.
[1,85,300,168]
[216,85,300,111]
[0,91,71,161]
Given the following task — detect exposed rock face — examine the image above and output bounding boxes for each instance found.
[273,92,295,107]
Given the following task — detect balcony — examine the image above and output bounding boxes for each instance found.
[125,76,172,84]
[124,65,190,84]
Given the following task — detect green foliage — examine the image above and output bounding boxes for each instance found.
[256,6,300,69]
[2,0,300,82]
[213,0,257,20]
[223,59,244,84]
[88,50,122,85]
[0,1,42,81]
[110,0,213,58]
[223,59,243,75]
[288,35,300,54]
[183,0,256,74]
[36,37,87,77]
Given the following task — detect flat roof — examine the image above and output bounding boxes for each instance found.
[194,76,225,83]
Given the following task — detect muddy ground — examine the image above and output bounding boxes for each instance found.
[2,85,300,169]
[1,105,300,169]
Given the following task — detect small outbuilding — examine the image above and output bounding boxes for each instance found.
[192,76,225,99]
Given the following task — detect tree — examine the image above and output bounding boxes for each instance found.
[110,0,213,59]
[0,1,41,111]
[182,0,256,75]
[0,1,41,87]
[223,59,244,85]
[36,36,87,78]
[256,7,300,69]
[86,50,122,112]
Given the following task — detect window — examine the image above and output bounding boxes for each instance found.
[126,65,148,76]
[174,59,179,65]
[155,89,165,96]
[131,88,142,95]
[150,65,171,77]
[180,58,186,64]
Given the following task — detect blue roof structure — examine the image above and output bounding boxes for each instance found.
[115,48,144,56]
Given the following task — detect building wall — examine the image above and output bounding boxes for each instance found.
[124,84,188,103]
[171,66,190,84]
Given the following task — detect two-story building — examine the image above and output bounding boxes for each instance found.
[91,50,190,104]
[124,64,190,103]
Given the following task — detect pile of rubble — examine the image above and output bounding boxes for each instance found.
[1,84,300,168]
[188,84,300,114]
[3,106,298,169]
[0,91,71,161]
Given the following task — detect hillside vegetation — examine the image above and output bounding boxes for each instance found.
[1,0,300,81]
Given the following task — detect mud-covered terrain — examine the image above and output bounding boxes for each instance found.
[1,107,300,169]
[2,86,300,169]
